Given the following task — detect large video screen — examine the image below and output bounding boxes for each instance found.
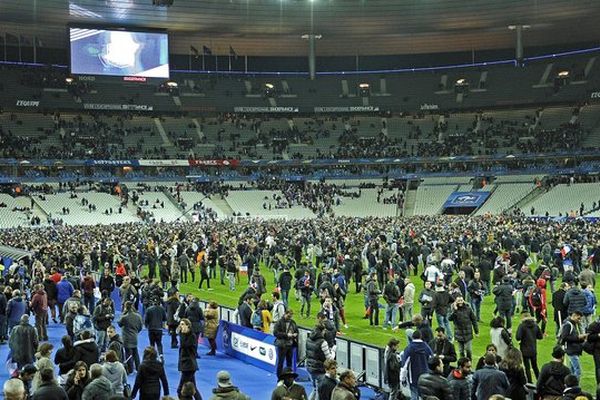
[69,28,169,78]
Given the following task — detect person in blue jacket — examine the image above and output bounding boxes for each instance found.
[400,329,433,400]
[6,289,27,332]
[56,277,74,322]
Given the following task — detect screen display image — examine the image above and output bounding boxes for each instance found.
[70,28,169,78]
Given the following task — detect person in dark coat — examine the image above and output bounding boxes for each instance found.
[31,368,68,400]
[98,270,115,297]
[586,317,600,386]
[106,325,124,362]
[448,295,478,360]
[447,357,472,400]
[432,283,453,341]
[73,330,99,368]
[54,335,77,376]
[165,290,181,348]
[184,297,205,342]
[471,353,509,400]
[429,327,457,376]
[498,347,527,400]
[91,297,114,352]
[493,276,514,329]
[9,314,38,370]
[131,346,170,400]
[563,283,587,316]
[515,311,543,383]
[177,318,201,400]
[237,296,253,328]
[401,330,433,400]
[6,290,27,332]
[561,374,593,400]
[383,338,401,400]
[397,314,433,344]
[43,275,59,324]
[64,361,90,400]
[272,309,298,379]
[560,311,586,379]
[81,363,113,400]
[317,359,338,400]
[117,301,143,374]
[552,283,569,334]
[417,355,454,400]
[536,346,571,399]
[145,301,167,356]
[278,267,293,306]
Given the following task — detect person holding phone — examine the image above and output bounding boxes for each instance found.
[65,361,90,400]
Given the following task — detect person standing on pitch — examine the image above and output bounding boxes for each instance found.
[273,309,299,379]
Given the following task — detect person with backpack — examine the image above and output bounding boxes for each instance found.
[515,311,543,383]
[271,291,286,332]
[536,346,571,400]
[252,299,272,333]
[92,297,114,352]
[559,310,587,379]
[528,278,547,335]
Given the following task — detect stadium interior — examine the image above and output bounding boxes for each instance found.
[1,0,600,399]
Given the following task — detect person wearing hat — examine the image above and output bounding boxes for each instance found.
[208,370,251,400]
[18,364,37,399]
[9,314,38,370]
[271,367,307,400]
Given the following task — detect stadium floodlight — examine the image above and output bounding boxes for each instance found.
[264,83,275,97]
[454,78,469,94]
[359,83,370,97]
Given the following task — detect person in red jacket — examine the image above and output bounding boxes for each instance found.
[81,271,96,314]
[30,284,48,341]
[528,278,547,335]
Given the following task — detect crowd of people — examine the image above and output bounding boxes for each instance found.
[0,103,594,162]
[0,214,599,400]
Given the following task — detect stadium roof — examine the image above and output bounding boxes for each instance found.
[1,0,599,56]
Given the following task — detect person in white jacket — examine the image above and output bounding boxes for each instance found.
[403,278,415,322]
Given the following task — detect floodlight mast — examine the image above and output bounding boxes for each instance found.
[301,0,322,80]
[508,25,531,64]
